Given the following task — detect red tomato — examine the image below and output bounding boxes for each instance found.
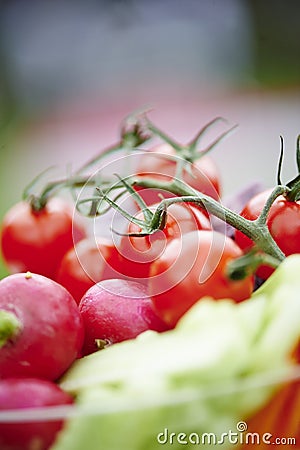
[134,143,221,206]
[1,197,86,279]
[235,189,300,278]
[56,237,120,303]
[117,202,211,279]
[149,230,254,327]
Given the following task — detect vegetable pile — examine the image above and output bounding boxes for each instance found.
[0,111,299,449]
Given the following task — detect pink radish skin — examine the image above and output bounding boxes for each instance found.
[79,279,170,355]
[0,378,73,450]
[0,272,84,380]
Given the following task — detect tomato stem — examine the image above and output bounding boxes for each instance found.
[21,113,291,266]
[0,310,22,348]
[278,136,300,202]
[256,185,288,225]
[226,249,281,281]
[286,175,300,202]
[128,176,286,262]
[23,110,152,210]
[189,121,238,158]
[91,169,286,262]
[146,116,235,162]
[296,135,300,173]
[187,116,226,154]
[276,136,284,185]
[146,118,183,153]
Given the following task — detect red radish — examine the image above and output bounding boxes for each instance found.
[1,197,87,279]
[55,237,120,304]
[0,378,73,450]
[0,272,84,380]
[79,279,169,355]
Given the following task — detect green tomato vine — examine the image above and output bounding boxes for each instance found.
[21,109,300,278]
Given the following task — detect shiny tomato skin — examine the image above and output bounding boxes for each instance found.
[117,202,211,280]
[135,143,221,205]
[56,237,120,304]
[1,197,86,279]
[149,230,253,327]
[235,189,300,278]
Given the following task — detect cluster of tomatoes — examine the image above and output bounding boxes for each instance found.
[0,120,299,449]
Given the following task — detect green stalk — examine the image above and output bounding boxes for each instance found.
[23,110,152,211]
[132,176,286,262]
[286,175,300,202]
[226,250,281,281]
[0,310,22,347]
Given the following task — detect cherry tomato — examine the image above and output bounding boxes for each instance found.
[117,202,211,279]
[149,230,254,327]
[1,197,86,279]
[134,143,221,205]
[56,237,120,304]
[235,189,300,278]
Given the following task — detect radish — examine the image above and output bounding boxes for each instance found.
[0,272,84,380]
[78,279,169,355]
[0,377,73,450]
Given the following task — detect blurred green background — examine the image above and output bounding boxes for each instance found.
[0,0,300,278]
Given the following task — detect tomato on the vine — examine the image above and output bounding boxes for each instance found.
[117,202,211,279]
[1,197,86,279]
[235,189,300,279]
[149,230,254,327]
[134,143,221,205]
